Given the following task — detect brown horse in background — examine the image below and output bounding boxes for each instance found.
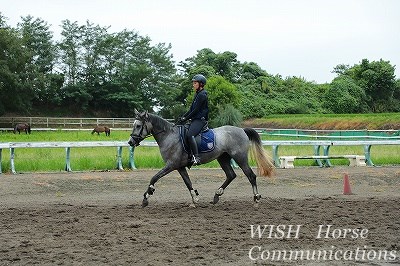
[14,123,31,134]
[92,126,111,136]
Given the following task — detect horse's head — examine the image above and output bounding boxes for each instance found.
[128,110,154,147]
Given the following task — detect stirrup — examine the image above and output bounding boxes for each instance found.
[192,156,201,166]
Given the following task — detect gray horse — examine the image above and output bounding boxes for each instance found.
[128,110,275,207]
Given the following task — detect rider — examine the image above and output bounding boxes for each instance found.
[178,74,209,165]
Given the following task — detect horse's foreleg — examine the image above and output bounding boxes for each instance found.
[213,154,237,204]
[177,167,199,205]
[142,165,174,207]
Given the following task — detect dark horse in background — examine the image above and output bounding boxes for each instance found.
[14,123,31,134]
[92,126,111,136]
[128,110,275,207]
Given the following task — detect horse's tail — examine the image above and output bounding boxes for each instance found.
[243,128,275,177]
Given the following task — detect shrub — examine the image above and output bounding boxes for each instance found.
[212,104,243,127]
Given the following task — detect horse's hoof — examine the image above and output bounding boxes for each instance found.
[253,194,261,203]
[213,194,220,204]
[190,190,199,203]
[142,198,149,208]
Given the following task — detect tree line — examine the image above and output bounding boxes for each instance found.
[1,14,399,126]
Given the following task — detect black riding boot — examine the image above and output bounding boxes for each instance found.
[188,136,201,165]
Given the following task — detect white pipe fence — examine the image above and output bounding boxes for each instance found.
[0,140,398,174]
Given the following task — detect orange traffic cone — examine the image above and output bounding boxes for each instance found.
[343,173,353,195]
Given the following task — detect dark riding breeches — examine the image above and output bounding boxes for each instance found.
[187,119,207,138]
[187,119,207,160]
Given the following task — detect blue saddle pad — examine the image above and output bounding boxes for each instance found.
[198,129,216,153]
[179,127,216,154]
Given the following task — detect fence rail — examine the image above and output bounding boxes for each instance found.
[1,117,399,139]
[0,117,136,129]
[1,140,399,174]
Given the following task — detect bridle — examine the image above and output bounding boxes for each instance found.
[129,119,165,146]
[129,120,152,146]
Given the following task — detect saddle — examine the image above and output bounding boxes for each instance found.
[178,123,216,154]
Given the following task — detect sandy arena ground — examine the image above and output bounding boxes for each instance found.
[0,166,399,265]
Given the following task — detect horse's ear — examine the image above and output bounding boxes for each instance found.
[134,109,140,117]
[144,111,149,120]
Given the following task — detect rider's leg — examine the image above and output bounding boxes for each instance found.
[187,119,205,165]
[188,136,201,165]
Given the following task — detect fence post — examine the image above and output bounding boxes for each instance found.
[116,146,124,170]
[272,145,280,167]
[230,159,239,168]
[0,148,2,174]
[65,147,72,171]
[311,145,323,167]
[322,145,331,167]
[364,145,374,166]
[10,148,17,174]
[129,146,136,169]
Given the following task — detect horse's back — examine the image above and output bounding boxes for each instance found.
[14,123,30,132]
[92,126,110,135]
[213,125,249,148]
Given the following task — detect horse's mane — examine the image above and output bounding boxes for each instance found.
[148,113,173,131]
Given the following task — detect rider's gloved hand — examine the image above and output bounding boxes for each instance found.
[177,117,186,125]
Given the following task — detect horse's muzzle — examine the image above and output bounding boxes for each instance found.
[128,137,142,147]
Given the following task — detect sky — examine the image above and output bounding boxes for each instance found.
[1,0,399,83]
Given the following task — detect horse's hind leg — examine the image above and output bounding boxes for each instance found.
[213,153,237,204]
[235,157,261,203]
[177,167,199,205]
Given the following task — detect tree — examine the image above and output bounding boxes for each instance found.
[0,14,32,114]
[59,20,84,86]
[203,75,241,122]
[57,21,178,116]
[323,76,367,113]
[180,48,240,83]
[18,15,60,107]
[389,79,400,112]
[335,59,396,112]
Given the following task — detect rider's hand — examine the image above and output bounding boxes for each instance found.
[176,117,186,125]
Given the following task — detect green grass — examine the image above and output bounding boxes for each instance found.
[244,113,400,130]
[1,122,399,173]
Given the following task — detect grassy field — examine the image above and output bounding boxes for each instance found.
[243,113,400,130]
[1,123,399,173]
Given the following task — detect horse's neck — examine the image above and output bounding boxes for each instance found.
[149,115,173,143]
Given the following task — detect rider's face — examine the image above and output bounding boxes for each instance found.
[192,81,200,91]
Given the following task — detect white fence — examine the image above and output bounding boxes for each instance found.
[1,117,399,139]
[0,117,136,129]
[0,140,399,174]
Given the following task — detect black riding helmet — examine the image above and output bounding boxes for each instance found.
[192,74,207,87]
